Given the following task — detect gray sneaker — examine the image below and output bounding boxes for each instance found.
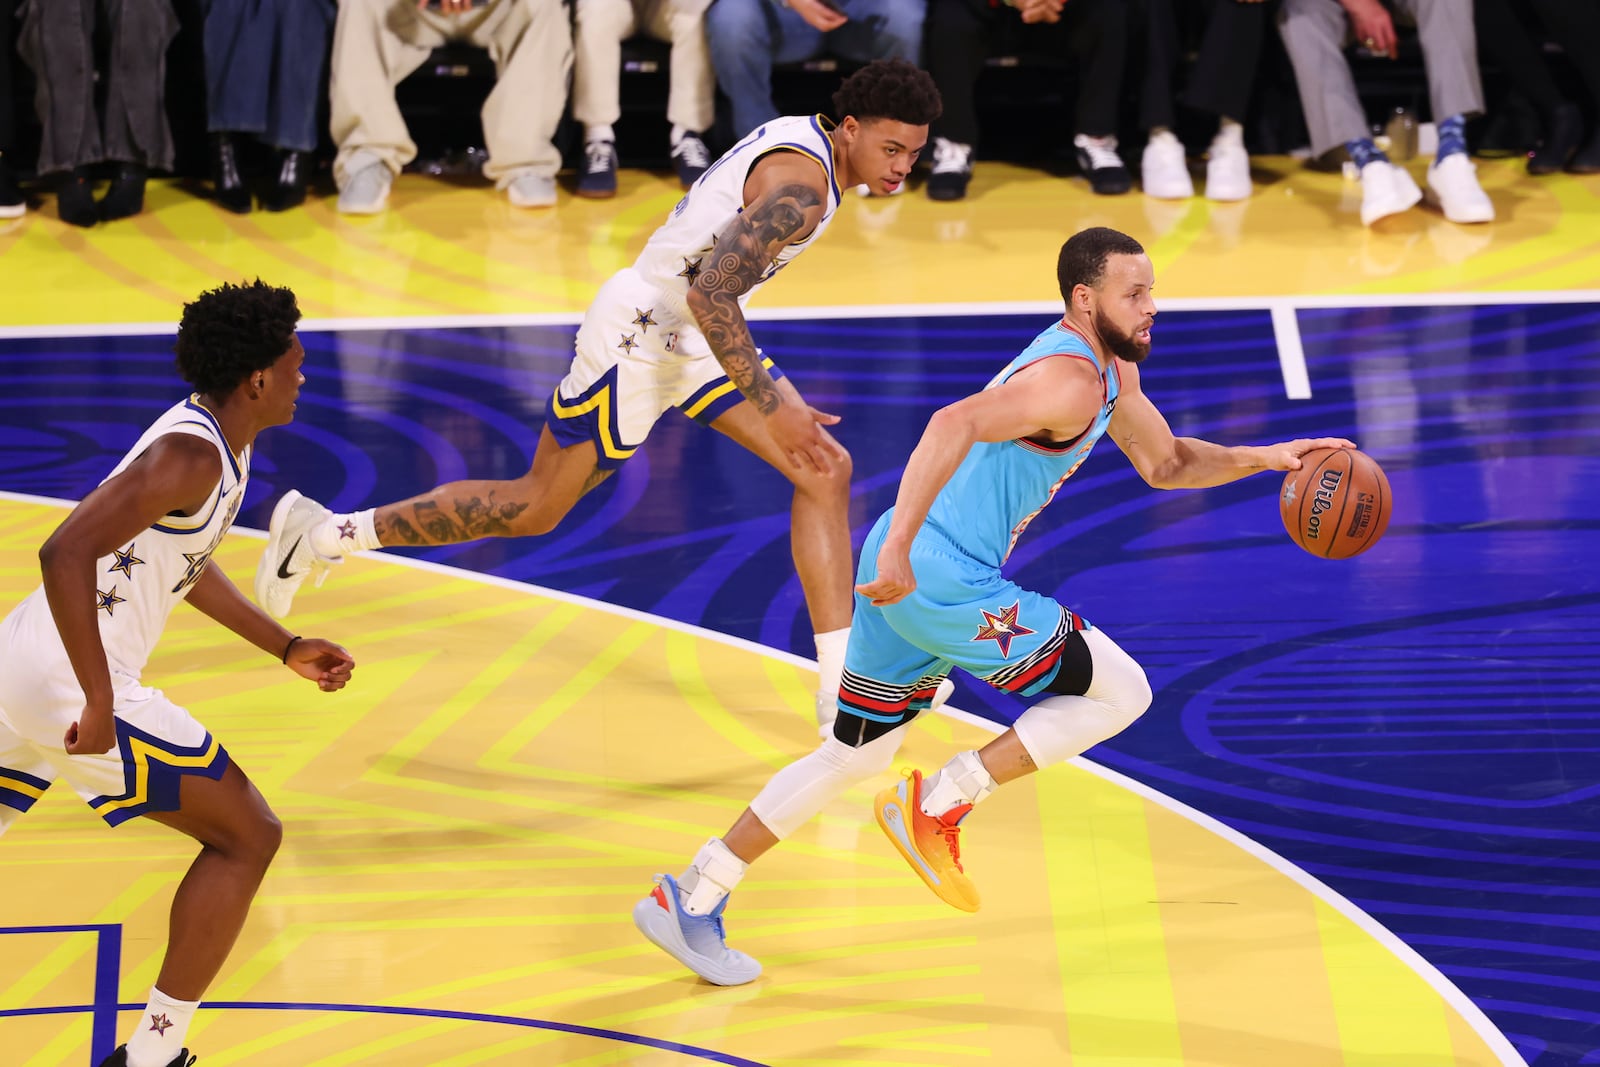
[337,161,392,215]
[255,490,341,619]
[632,873,761,985]
[508,171,557,208]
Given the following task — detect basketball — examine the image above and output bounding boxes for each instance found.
[1279,447,1391,559]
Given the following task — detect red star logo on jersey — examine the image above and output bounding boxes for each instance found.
[972,602,1035,659]
[148,1012,173,1035]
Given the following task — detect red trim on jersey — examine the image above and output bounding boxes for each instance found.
[1011,342,1109,454]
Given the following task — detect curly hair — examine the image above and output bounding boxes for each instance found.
[832,58,942,127]
[174,280,302,396]
[1057,227,1146,301]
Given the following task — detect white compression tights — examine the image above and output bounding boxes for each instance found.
[1011,627,1153,767]
[748,726,910,840]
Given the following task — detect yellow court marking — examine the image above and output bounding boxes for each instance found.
[1,161,1597,328]
[0,498,1517,1065]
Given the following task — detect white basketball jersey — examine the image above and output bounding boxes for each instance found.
[632,114,844,324]
[0,397,251,702]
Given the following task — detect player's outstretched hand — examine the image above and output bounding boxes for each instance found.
[64,704,116,755]
[857,545,917,606]
[766,401,846,476]
[1263,437,1357,472]
[286,638,356,692]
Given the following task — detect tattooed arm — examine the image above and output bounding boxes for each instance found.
[685,152,844,474]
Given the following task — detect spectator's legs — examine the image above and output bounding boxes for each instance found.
[101,0,179,171]
[1394,0,1483,128]
[1531,0,1600,115]
[1065,0,1129,140]
[1140,0,1178,133]
[329,0,442,187]
[1186,0,1266,123]
[477,0,572,186]
[643,0,716,134]
[923,0,991,149]
[706,0,822,139]
[573,0,638,131]
[1276,0,1366,157]
[204,0,272,140]
[266,0,335,153]
[827,0,924,65]
[16,0,103,176]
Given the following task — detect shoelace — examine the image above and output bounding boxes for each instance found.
[673,137,710,171]
[935,820,965,872]
[931,138,971,175]
[1079,138,1122,172]
[584,141,614,175]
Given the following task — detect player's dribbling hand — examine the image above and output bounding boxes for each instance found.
[856,546,917,606]
[64,705,116,755]
[1264,437,1358,471]
[286,638,356,692]
[766,401,846,475]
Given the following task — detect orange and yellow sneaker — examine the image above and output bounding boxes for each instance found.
[873,769,980,912]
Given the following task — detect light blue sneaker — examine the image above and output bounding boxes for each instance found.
[632,873,762,985]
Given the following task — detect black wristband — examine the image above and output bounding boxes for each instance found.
[281,635,302,664]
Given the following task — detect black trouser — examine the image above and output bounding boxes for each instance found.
[1,1,16,155]
[17,0,179,175]
[924,0,1131,147]
[1141,0,1269,132]
[1531,0,1600,114]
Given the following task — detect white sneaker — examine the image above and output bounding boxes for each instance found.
[255,490,342,619]
[1204,140,1252,201]
[1425,153,1494,224]
[815,677,955,740]
[507,171,557,208]
[1358,160,1422,226]
[336,159,392,215]
[1141,132,1193,200]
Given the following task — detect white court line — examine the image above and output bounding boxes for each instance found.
[0,490,1531,1066]
[1271,303,1312,400]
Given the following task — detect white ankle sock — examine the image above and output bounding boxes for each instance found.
[678,837,748,916]
[586,123,616,145]
[814,627,850,705]
[920,750,997,819]
[313,508,379,555]
[670,124,688,147]
[124,986,198,1067]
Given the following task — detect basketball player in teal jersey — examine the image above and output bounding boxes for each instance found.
[632,227,1354,984]
[256,59,944,736]
[0,282,355,1067]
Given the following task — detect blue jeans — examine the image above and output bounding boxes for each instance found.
[204,0,335,152]
[706,0,924,139]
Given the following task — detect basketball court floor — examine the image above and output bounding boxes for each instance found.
[0,157,1595,1065]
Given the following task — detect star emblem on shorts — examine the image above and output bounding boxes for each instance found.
[677,256,703,283]
[107,543,144,579]
[338,520,358,541]
[95,585,126,616]
[631,307,656,333]
[148,1012,173,1035]
[972,601,1035,659]
[616,332,638,353]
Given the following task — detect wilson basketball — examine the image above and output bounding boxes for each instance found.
[1279,447,1391,559]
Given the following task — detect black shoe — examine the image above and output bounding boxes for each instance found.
[263,149,309,212]
[210,132,252,213]
[576,139,618,199]
[58,168,98,227]
[1569,128,1600,174]
[670,132,711,189]
[98,164,147,221]
[96,1044,196,1067]
[926,136,972,201]
[1074,135,1131,195]
[0,157,24,218]
[1528,102,1583,175]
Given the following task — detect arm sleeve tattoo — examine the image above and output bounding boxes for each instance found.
[689,181,823,415]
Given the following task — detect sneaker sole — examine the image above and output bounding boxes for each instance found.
[874,782,980,913]
[631,896,761,986]
[254,490,306,618]
[573,188,617,200]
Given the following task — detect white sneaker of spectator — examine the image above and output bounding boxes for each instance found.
[1205,140,1251,201]
[1358,160,1422,226]
[508,170,557,209]
[337,152,392,215]
[1141,131,1193,199]
[1425,153,1494,224]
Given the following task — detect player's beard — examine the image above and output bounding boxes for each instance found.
[1097,316,1151,364]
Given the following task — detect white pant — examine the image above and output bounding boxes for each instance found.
[572,0,715,133]
[330,0,574,187]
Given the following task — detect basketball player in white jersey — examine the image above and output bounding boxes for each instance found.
[256,59,943,735]
[0,281,355,1067]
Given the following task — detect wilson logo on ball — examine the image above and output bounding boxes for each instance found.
[1304,468,1344,540]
